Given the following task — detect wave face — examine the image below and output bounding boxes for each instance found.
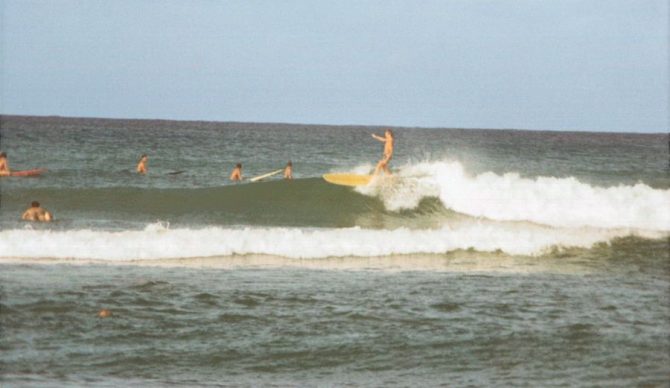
[3,160,669,232]
[0,178,445,230]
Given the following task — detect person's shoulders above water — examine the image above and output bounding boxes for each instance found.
[22,201,53,222]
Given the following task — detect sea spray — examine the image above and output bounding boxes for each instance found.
[358,160,670,231]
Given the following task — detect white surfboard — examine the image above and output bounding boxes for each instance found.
[249,169,283,182]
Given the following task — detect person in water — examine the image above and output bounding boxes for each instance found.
[371,129,394,176]
[230,163,242,181]
[284,161,293,180]
[0,152,11,176]
[136,154,148,174]
[22,201,53,222]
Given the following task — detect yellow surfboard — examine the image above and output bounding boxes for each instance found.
[322,173,372,187]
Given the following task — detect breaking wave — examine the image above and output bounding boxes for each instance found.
[358,160,670,231]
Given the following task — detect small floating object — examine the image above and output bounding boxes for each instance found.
[97,308,112,318]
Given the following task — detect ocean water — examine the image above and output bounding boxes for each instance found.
[0,115,669,386]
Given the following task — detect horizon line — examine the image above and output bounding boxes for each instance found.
[1,113,666,136]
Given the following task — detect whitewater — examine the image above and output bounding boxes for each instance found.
[359,160,670,230]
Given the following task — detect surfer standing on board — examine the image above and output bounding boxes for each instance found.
[136,154,148,174]
[371,129,394,176]
[22,201,53,222]
[230,163,243,181]
[0,152,11,176]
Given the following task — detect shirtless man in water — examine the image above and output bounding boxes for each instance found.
[0,152,11,176]
[136,154,148,174]
[371,129,394,176]
[22,201,53,222]
[230,163,242,181]
[284,161,293,180]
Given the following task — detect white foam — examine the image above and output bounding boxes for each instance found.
[358,160,670,231]
[0,221,662,261]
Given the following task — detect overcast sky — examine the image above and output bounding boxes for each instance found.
[1,0,668,132]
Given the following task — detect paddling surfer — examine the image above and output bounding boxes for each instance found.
[136,154,148,174]
[284,161,293,180]
[371,129,394,176]
[0,152,10,176]
[22,201,53,222]
[230,163,243,181]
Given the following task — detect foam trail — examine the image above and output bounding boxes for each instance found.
[0,222,662,261]
[360,160,670,231]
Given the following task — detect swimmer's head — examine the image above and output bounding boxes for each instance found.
[31,201,40,208]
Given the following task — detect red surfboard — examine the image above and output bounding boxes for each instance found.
[9,168,47,177]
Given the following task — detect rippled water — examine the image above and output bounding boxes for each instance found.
[2,237,669,386]
[1,116,668,386]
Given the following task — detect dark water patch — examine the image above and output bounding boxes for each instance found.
[55,290,87,298]
[560,323,599,342]
[81,284,117,291]
[345,312,385,322]
[130,297,164,307]
[108,290,128,298]
[21,300,77,314]
[278,295,320,305]
[129,280,172,291]
[0,302,17,315]
[217,313,260,323]
[430,302,461,313]
[192,292,220,306]
[232,296,261,308]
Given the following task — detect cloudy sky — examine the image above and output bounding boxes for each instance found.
[1,0,667,132]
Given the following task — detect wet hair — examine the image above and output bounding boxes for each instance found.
[287,161,292,166]
[236,163,242,168]
[31,201,40,208]
[140,154,147,159]
[0,152,6,158]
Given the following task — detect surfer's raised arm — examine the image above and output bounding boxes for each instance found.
[371,134,385,142]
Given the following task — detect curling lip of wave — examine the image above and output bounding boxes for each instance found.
[0,222,663,261]
[363,161,670,231]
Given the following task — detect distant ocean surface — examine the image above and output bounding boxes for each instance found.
[1,115,669,386]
